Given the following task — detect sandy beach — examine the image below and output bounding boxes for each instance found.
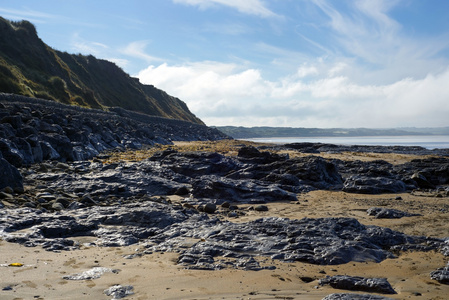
[2,189,449,299]
[1,142,449,299]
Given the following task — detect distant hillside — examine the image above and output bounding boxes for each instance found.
[216,126,449,139]
[0,17,203,124]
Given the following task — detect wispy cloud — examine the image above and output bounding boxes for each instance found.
[311,0,449,68]
[203,21,253,35]
[70,32,109,56]
[0,7,58,23]
[172,0,278,18]
[120,41,162,63]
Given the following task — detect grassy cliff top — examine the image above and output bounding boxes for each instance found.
[0,17,203,124]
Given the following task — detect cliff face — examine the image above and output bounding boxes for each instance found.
[0,17,203,124]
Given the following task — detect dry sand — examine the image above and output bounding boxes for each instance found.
[1,143,449,299]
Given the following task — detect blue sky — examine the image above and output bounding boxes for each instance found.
[1,0,449,128]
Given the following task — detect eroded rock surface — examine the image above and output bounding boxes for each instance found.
[319,275,396,294]
[322,293,395,300]
[1,200,443,271]
[63,267,120,280]
[104,285,134,299]
[430,262,449,284]
[367,207,421,219]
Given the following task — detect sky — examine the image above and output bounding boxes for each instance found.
[1,0,449,128]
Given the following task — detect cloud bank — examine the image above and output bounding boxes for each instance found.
[138,61,449,128]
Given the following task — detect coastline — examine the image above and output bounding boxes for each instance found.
[242,135,449,149]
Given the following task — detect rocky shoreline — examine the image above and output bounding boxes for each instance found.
[1,97,449,299]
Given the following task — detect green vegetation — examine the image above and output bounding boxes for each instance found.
[0,17,203,124]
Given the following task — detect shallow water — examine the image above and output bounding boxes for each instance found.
[243,135,449,150]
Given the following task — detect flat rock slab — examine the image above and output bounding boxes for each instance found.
[63,267,120,280]
[322,293,395,300]
[367,207,421,219]
[319,275,396,294]
[1,201,444,270]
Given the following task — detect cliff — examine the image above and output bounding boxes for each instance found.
[0,17,203,124]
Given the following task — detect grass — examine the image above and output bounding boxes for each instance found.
[0,17,203,124]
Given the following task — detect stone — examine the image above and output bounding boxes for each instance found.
[0,139,24,167]
[319,275,396,294]
[63,267,120,280]
[411,172,435,189]
[3,186,14,194]
[430,265,449,284]
[0,191,13,199]
[51,202,65,211]
[367,207,421,219]
[174,186,189,195]
[254,205,269,212]
[322,293,395,300]
[104,285,134,299]
[0,158,23,190]
[203,203,216,214]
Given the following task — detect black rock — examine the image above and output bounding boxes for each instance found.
[254,205,269,212]
[430,265,449,284]
[203,203,216,214]
[343,176,406,194]
[411,172,436,189]
[367,207,421,219]
[319,275,396,294]
[322,293,395,300]
[0,157,23,190]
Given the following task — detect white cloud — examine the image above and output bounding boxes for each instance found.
[138,60,449,128]
[172,0,278,18]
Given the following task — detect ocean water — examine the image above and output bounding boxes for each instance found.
[243,135,449,150]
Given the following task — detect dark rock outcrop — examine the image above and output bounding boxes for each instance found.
[322,293,395,300]
[1,201,443,270]
[149,216,441,270]
[367,207,421,219]
[0,94,228,166]
[319,275,396,294]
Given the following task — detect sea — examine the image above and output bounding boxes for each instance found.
[243,135,449,150]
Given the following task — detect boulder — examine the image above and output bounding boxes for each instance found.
[104,285,134,299]
[430,265,449,284]
[0,138,23,167]
[411,172,435,189]
[0,157,23,190]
